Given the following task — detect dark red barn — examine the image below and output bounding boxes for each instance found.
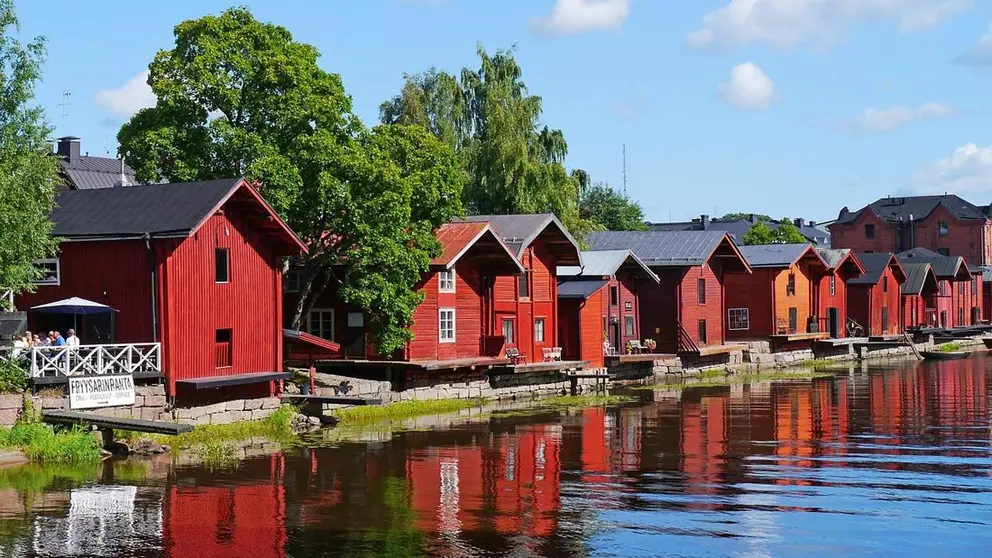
[897,248,981,327]
[556,250,660,367]
[17,178,305,398]
[585,231,751,354]
[847,253,907,336]
[901,262,939,328]
[814,249,865,338]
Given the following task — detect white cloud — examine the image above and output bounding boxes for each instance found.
[719,62,776,110]
[959,23,992,67]
[849,102,952,132]
[94,70,156,117]
[910,143,992,196]
[533,0,630,36]
[688,0,972,50]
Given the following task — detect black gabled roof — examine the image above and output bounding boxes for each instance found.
[901,263,938,295]
[835,195,991,226]
[557,279,609,300]
[896,248,969,279]
[647,218,830,246]
[52,178,242,239]
[462,213,582,266]
[60,156,138,190]
[849,252,905,285]
[586,230,736,267]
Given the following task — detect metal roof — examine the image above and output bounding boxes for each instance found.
[835,194,991,226]
[558,250,659,282]
[848,252,904,285]
[557,279,609,300]
[431,222,524,274]
[461,213,582,266]
[648,218,830,246]
[738,243,822,268]
[896,248,968,279]
[584,230,735,267]
[901,263,937,295]
[60,156,138,190]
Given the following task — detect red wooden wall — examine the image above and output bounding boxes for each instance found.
[17,240,153,343]
[816,268,850,338]
[164,208,283,397]
[408,259,488,361]
[493,241,559,362]
[724,269,774,339]
[639,264,724,352]
[847,266,903,336]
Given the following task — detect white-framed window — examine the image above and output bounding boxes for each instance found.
[502,318,515,344]
[284,268,304,293]
[439,308,456,342]
[307,308,335,341]
[535,318,546,343]
[829,276,836,296]
[438,269,456,293]
[728,308,750,331]
[32,258,60,286]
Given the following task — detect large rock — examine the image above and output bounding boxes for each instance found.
[0,394,23,410]
[210,412,233,425]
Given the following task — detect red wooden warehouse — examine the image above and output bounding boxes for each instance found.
[556,250,660,367]
[461,214,583,364]
[846,253,907,336]
[900,262,939,328]
[585,231,751,354]
[723,244,828,341]
[17,178,306,398]
[814,249,865,338]
[284,221,524,364]
[897,248,982,328]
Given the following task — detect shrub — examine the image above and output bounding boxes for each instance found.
[0,359,28,393]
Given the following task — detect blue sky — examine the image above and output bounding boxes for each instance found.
[13,0,992,223]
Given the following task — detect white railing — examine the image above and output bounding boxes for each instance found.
[0,343,161,379]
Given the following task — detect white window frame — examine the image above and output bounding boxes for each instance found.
[439,308,456,343]
[438,269,456,293]
[32,258,60,286]
[829,276,836,296]
[535,318,546,343]
[728,308,750,331]
[307,308,335,341]
[502,318,515,344]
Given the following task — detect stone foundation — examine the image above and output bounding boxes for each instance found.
[0,383,282,427]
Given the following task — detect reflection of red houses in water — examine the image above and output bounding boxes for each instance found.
[408,424,562,539]
[164,456,287,558]
[680,395,727,500]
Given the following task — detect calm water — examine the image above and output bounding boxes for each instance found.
[2,358,992,557]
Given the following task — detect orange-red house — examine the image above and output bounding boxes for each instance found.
[814,249,865,338]
[556,250,659,367]
[723,244,828,340]
[897,248,982,328]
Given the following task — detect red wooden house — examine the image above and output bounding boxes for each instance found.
[585,231,751,354]
[461,214,583,364]
[723,244,828,341]
[16,178,306,398]
[901,263,939,328]
[847,253,907,336]
[814,249,865,338]
[897,248,981,328]
[556,250,659,367]
[284,221,524,363]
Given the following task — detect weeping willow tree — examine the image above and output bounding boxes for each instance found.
[380,45,598,237]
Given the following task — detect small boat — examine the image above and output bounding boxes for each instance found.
[983,338,992,350]
[920,350,970,361]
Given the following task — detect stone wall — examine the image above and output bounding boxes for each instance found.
[0,384,282,427]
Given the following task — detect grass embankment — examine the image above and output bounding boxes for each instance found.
[329,398,486,424]
[148,404,297,450]
[937,342,964,353]
[0,421,101,464]
[534,394,632,408]
[801,359,836,367]
[634,370,835,391]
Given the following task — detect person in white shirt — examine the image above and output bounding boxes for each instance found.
[65,329,80,347]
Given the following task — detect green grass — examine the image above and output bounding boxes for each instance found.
[632,370,835,391]
[195,442,239,469]
[697,368,728,379]
[936,342,964,353]
[152,404,298,450]
[330,398,486,424]
[0,421,102,464]
[533,394,633,409]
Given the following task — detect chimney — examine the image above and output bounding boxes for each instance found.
[794,218,805,228]
[700,214,710,230]
[56,136,81,161]
[749,213,758,224]
[809,220,816,227]
[115,157,129,187]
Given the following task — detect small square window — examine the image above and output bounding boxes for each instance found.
[438,269,455,292]
[938,221,949,237]
[439,308,456,342]
[938,248,950,257]
[215,248,229,283]
[31,258,60,286]
[728,308,750,330]
[624,301,633,312]
[864,224,876,239]
[308,309,335,341]
[535,318,546,343]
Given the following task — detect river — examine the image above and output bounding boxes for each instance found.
[1,357,991,557]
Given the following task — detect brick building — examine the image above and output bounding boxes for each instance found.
[829,195,992,265]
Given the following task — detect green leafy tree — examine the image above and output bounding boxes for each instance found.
[771,217,807,244]
[0,0,60,303]
[118,7,462,353]
[380,45,596,237]
[742,221,774,245]
[580,182,647,231]
[721,213,772,222]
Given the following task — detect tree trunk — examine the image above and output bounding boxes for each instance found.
[289,263,335,331]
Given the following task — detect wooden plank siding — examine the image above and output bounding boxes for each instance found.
[639,264,724,352]
[816,270,850,337]
[725,261,818,339]
[408,260,487,361]
[848,265,904,336]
